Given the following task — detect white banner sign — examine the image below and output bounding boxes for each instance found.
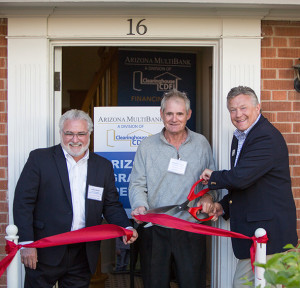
[94,107,164,215]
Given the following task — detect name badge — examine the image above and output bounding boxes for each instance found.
[168,158,187,175]
[88,185,103,201]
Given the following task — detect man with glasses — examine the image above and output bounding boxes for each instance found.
[13,109,137,288]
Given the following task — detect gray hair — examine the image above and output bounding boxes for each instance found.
[227,86,259,109]
[59,109,93,133]
[161,89,190,113]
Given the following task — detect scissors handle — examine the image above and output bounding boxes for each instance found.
[187,179,210,201]
[188,206,214,222]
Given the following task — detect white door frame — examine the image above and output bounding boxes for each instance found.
[8,14,261,287]
[49,39,227,287]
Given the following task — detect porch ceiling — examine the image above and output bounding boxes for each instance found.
[0,1,300,20]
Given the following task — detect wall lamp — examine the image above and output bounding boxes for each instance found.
[293,59,300,92]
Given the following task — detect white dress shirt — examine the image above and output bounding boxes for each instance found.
[63,149,89,231]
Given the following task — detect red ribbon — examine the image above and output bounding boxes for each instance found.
[135,213,268,271]
[0,214,269,278]
[0,224,133,278]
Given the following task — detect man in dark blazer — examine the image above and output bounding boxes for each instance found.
[200,86,298,287]
[13,109,137,288]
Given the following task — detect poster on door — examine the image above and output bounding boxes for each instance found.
[94,106,164,217]
[118,50,196,131]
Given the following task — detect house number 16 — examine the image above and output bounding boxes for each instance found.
[127,19,148,35]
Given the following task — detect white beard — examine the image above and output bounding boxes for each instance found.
[61,139,90,158]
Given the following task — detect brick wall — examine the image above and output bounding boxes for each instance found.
[0,18,8,287]
[261,20,300,240]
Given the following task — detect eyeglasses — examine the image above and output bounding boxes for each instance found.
[63,131,89,139]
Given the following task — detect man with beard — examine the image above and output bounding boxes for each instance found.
[13,109,137,288]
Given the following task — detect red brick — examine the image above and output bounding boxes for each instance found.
[293,102,300,111]
[0,168,6,179]
[261,48,276,58]
[261,26,273,36]
[289,38,300,47]
[261,37,272,47]
[261,112,277,122]
[273,123,292,133]
[261,69,276,79]
[261,90,271,100]
[0,146,8,156]
[261,58,293,69]
[0,25,7,36]
[0,69,7,79]
[273,37,287,47]
[279,69,294,79]
[278,112,300,122]
[0,59,6,69]
[0,191,7,202]
[288,144,300,154]
[290,155,300,165]
[262,101,291,111]
[275,27,300,37]
[0,91,6,101]
[0,37,7,46]
[0,80,5,90]
[293,124,300,133]
[0,48,7,58]
[263,79,294,90]
[285,134,300,144]
[0,180,7,190]
[292,167,300,177]
[278,48,300,58]
[0,202,7,213]
[0,113,7,122]
[288,90,300,100]
[292,177,300,187]
[272,91,287,100]
[0,157,7,167]
[0,213,7,223]
[0,135,7,145]
[0,124,6,134]
[0,102,6,113]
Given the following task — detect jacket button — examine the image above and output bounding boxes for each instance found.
[229,200,232,204]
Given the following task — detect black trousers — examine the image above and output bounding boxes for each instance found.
[139,225,206,288]
[24,243,92,288]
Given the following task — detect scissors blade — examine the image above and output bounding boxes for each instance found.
[146,204,178,214]
[169,199,190,214]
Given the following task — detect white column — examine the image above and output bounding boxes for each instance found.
[7,17,50,223]
[211,18,261,288]
[255,228,267,288]
[5,224,20,288]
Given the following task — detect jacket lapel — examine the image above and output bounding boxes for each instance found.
[85,152,96,222]
[231,136,238,168]
[53,144,72,207]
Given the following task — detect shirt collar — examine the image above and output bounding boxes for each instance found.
[234,114,261,139]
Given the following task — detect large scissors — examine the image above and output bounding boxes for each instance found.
[146,179,214,222]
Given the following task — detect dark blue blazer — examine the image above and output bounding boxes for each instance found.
[208,115,298,259]
[13,144,131,273]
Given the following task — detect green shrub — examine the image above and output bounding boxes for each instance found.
[245,243,300,288]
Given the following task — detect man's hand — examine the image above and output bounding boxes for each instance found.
[197,199,224,222]
[123,228,138,245]
[200,169,213,185]
[197,194,214,215]
[20,248,38,270]
[131,206,147,224]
